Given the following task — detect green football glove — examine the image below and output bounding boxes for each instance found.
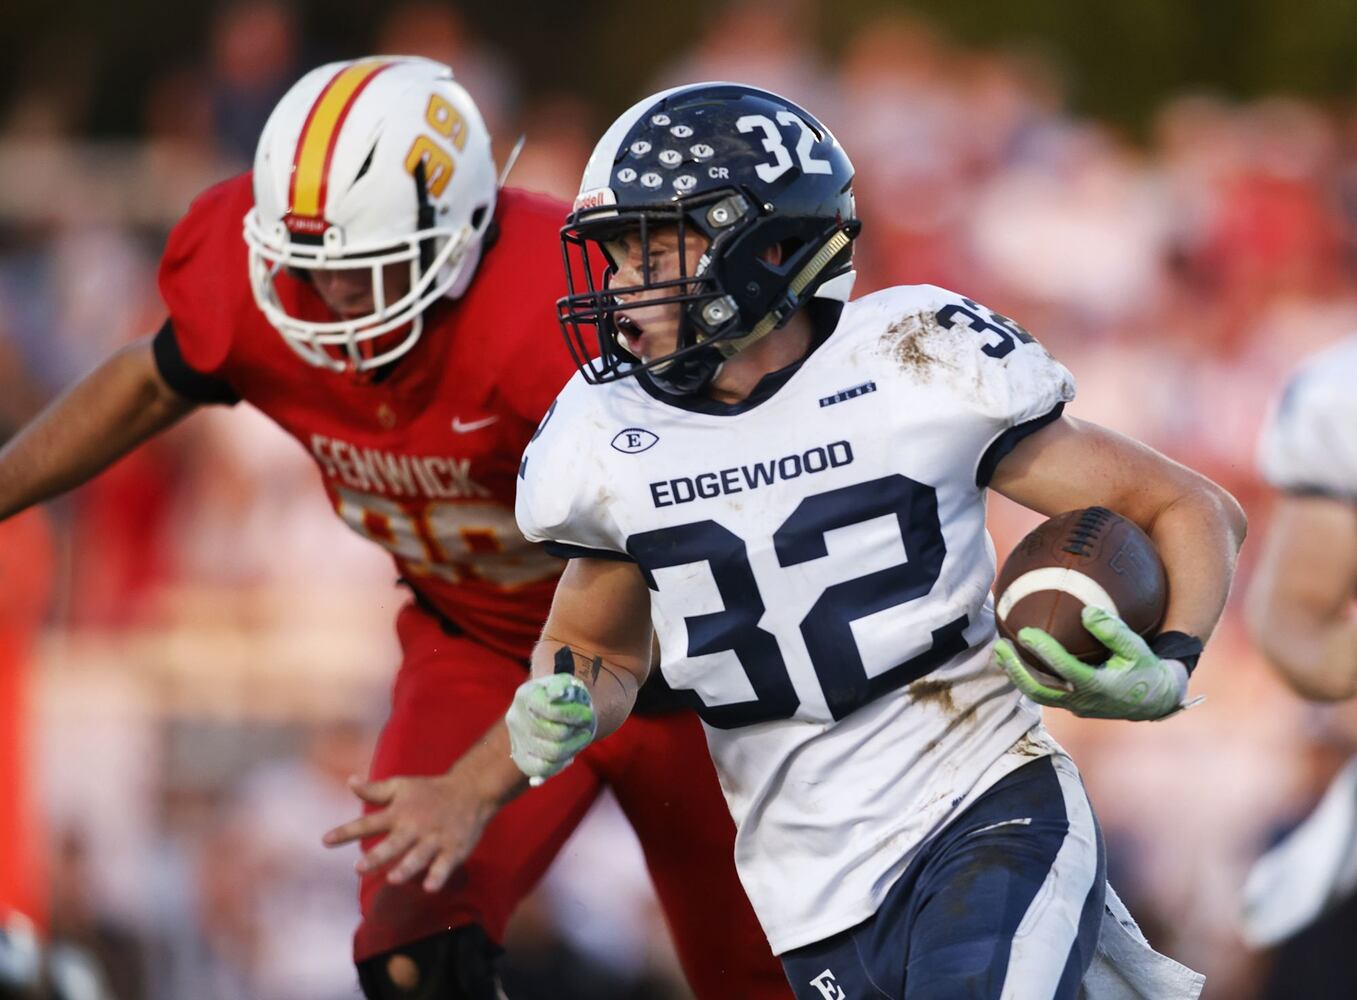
[995,605,1191,721]
[507,673,598,781]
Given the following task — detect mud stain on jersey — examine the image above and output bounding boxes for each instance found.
[1009,732,1047,758]
[882,312,959,379]
[909,677,957,715]
[920,700,982,756]
[916,680,1009,754]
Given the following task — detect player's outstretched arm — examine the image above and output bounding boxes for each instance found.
[0,336,197,521]
[1246,494,1357,700]
[323,557,653,892]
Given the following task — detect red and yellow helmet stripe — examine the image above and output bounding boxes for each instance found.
[285,59,394,234]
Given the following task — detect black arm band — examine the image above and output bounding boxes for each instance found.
[152,319,240,405]
[1149,631,1204,676]
[542,541,636,563]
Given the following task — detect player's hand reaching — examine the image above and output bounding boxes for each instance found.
[506,673,598,782]
[322,771,497,893]
[995,605,1191,721]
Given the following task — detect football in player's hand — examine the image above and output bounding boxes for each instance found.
[994,507,1167,669]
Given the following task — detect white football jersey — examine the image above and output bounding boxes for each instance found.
[1259,334,1357,498]
[517,284,1077,952]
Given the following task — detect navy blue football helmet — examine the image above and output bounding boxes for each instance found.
[558,82,859,395]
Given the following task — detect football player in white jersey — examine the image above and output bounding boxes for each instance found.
[326,84,1245,998]
[1239,336,1357,957]
[1249,336,1357,699]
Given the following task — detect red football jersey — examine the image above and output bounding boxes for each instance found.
[158,174,576,661]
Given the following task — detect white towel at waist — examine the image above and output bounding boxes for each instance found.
[1079,883,1205,1000]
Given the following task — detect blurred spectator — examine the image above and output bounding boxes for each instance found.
[966,125,1172,327]
[0,906,118,1000]
[836,13,976,294]
[652,0,832,113]
[0,37,98,139]
[207,1,301,164]
[46,830,145,1000]
[373,1,518,142]
[507,94,597,201]
[198,718,375,1000]
[501,794,693,1000]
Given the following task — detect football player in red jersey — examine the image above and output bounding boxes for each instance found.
[0,57,789,1000]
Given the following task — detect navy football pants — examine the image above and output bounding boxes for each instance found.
[780,754,1105,1000]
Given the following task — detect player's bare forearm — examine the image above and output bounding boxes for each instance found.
[993,415,1247,642]
[445,718,530,807]
[530,556,654,740]
[1139,487,1246,640]
[0,337,196,521]
[1247,495,1357,700]
[530,638,643,742]
[1256,613,1357,701]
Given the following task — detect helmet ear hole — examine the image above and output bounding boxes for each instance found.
[759,242,785,267]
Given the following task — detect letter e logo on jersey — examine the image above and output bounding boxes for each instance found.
[809,969,846,1000]
[611,428,659,454]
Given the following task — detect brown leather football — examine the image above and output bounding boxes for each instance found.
[994,507,1167,664]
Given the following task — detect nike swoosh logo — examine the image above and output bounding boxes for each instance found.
[451,415,500,433]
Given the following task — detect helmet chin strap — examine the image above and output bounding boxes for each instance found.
[709,228,854,360]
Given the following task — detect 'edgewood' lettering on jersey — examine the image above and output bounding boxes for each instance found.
[649,441,854,508]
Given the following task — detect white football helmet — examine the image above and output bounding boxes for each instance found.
[244,56,497,372]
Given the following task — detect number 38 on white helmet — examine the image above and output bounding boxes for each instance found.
[244,56,497,372]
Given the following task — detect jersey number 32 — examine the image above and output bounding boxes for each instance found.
[628,474,970,728]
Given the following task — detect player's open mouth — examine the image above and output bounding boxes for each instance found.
[616,313,646,352]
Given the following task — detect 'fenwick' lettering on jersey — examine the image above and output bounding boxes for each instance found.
[311,434,493,499]
[650,440,854,507]
[517,284,1076,954]
[156,174,577,661]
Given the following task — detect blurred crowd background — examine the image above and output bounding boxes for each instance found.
[3,0,1357,997]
